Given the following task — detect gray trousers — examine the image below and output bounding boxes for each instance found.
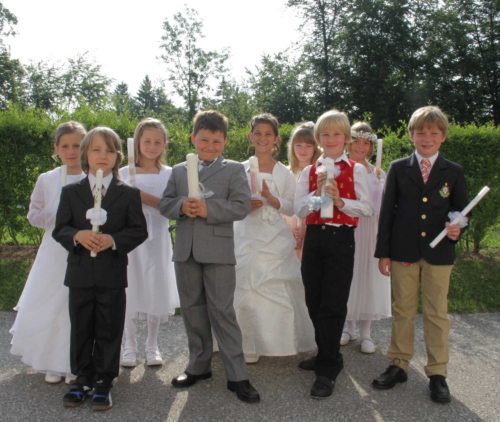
[174,257,248,381]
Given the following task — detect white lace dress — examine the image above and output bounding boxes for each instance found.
[234,161,315,357]
[346,165,392,321]
[10,167,84,376]
[119,166,179,321]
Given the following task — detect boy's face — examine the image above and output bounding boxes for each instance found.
[410,123,446,158]
[191,129,227,162]
[318,125,346,159]
[87,134,117,176]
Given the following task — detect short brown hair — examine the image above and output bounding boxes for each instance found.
[408,106,448,136]
[133,117,168,169]
[80,127,123,177]
[192,110,228,138]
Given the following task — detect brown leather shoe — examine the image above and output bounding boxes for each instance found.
[372,365,408,389]
[429,375,451,403]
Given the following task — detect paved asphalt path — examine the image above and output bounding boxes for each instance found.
[1,311,499,421]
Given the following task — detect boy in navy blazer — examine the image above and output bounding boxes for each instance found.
[372,106,468,403]
[53,127,147,411]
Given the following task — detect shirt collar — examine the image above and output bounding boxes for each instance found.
[317,153,351,167]
[88,172,113,191]
[414,151,439,167]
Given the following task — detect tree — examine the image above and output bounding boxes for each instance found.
[23,61,63,109]
[134,75,155,116]
[0,2,17,44]
[60,53,111,110]
[160,6,229,120]
[248,52,312,124]
[112,82,132,115]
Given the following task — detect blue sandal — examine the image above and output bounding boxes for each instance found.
[63,386,88,408]
[91,391,113,411]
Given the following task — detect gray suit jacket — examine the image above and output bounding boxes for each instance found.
[159,156,251,264]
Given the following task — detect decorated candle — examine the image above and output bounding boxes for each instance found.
[60,164,67,187]
[91,168,104,257]
[186,153,201,199]
[320,157,336,219]
[127,138,136,186]
[375,138,383,171]
[249,156,260,195]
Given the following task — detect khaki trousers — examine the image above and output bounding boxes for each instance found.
[388,259,453,376]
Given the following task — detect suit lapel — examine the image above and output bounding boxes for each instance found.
[102,177,123,209]
[199,156,226,183]
[74,177,94,208]
[406,153,424,188]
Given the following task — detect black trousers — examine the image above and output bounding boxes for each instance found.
[301,224,355,380]
[68,286,126,388]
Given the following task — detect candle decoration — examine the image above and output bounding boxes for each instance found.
[90,168,104,257]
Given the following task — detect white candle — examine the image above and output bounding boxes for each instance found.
[127,138,136,186]
[186,153,200,199]
[375,138,383,170]
[249,156,260,195]
[91,168,103,257]
[429,186,490,248]
[320,158,335,219]
[60,164,67,187]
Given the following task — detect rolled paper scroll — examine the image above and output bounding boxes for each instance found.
[429,186,490,248]
[127,138,136,186]
[90,168,103,257]
[186,153,201,199]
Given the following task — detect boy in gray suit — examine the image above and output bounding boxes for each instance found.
[159,110,260,403]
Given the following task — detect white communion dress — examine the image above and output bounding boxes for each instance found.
[346,165,391,321]
[119,166,179,321]
[10,167,84,376]
[234,160,315,357]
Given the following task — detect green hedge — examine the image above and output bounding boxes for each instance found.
[0,106,497,252]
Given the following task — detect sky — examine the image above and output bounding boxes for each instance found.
[3,0,302,95]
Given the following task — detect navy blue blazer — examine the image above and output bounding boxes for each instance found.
[53,176,148,288]
[375,153,468,265]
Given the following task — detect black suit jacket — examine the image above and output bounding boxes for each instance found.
[53,176,148,288]
[375,153,468,265]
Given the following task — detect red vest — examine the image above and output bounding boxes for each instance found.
[306,160,359,227]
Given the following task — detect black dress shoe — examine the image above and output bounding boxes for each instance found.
[227,380,260,403]
[372,365,408,390]
[310,376,335,399]
[429,375,451,403]
[171,371,212,388]
[298,356,316,371]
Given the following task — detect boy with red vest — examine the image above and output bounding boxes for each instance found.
[294,109,373,399]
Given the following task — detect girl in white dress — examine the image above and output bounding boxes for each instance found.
[120,118,178,368]
[285,122,321,258]
[234,113,315,364]
[342,122,391,353]
[10,121,86,384]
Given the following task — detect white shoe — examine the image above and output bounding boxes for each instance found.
[45,372,63,384]
[121,350,137,368]
[146,349,164,367]
[340,331,357,346]
[360,338,376,354]
[244,353,260,364]
[65,374,76,384]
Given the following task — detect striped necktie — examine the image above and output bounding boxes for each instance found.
[421,159,431,183]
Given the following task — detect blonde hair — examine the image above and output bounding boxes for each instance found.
[347,121,376,157]
[80,127,123,178]
[314,109,351,145]
[408,106,448,136]
[249,113,281,159]
[287,121,321,173]
[133,117,168,169]
[52,121,86,161]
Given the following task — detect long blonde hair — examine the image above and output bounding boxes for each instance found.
[287,121,321,173]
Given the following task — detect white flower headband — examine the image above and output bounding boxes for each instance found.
[351,130,377,142]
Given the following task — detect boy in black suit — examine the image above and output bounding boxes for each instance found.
[53,127,147,411]
[372,106,468,403]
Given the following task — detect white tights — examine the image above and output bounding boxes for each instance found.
[345,320,372,340]
[123,314,161,353]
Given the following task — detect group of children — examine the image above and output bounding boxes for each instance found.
[10,104,467,409]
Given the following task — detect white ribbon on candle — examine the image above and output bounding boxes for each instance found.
[186,153,201,199]
[429,186,490,248]
[127,138,136,186]
[90,168,103,257]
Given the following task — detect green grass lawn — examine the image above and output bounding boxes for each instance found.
[1,248,498,313]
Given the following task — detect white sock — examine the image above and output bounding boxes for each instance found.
[359,320,372,340]
[346,320,357,335]
[145,314,160,352]
[122,314,137,353]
